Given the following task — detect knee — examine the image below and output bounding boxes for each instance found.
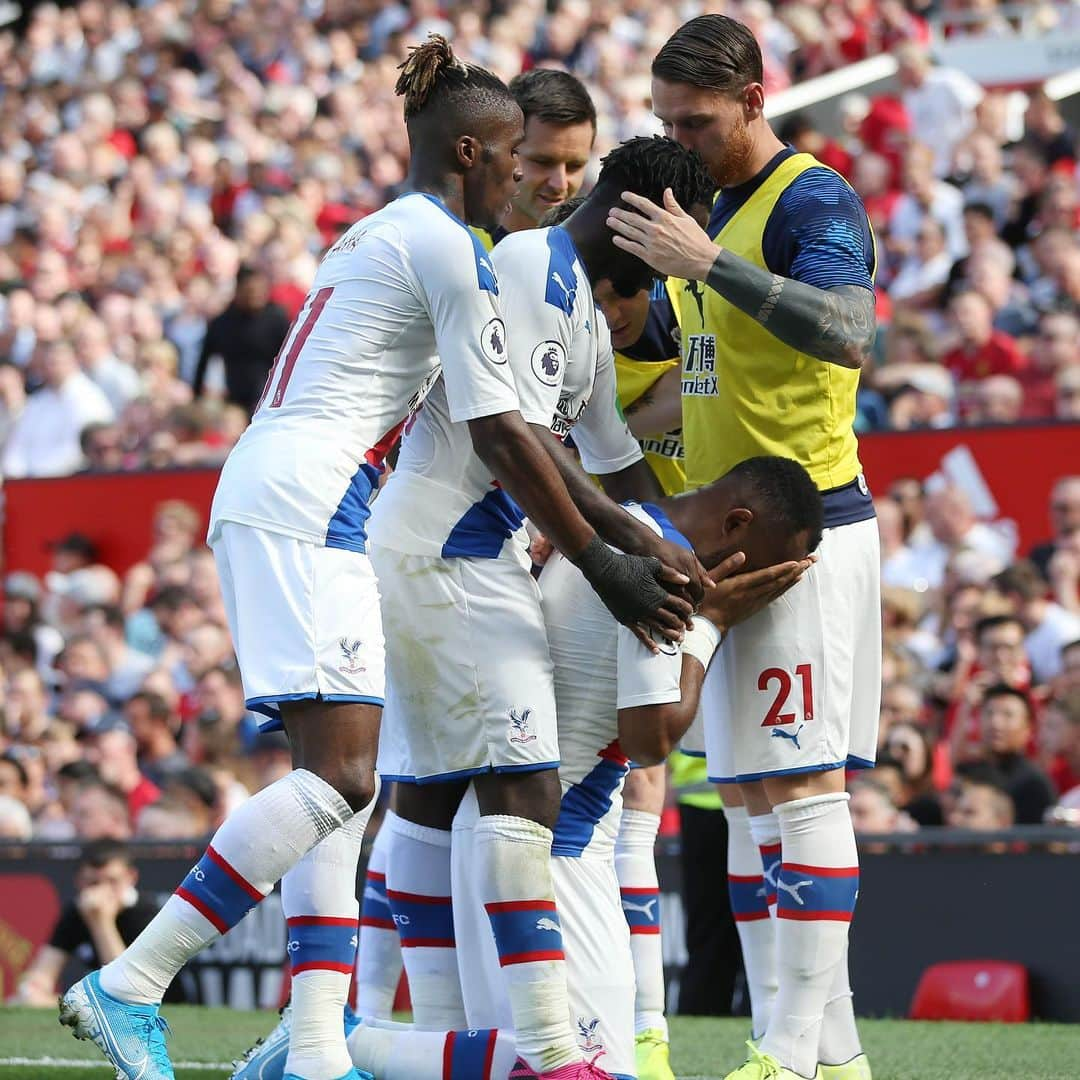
[303,759,378,813]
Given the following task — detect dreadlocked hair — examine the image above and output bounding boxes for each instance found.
[597,136,716,214]
[395,34,511,120]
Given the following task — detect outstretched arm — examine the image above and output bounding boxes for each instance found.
[608,189,875,370]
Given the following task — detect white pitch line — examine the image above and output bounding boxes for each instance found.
[0,1061,721,1078]
[0,1059,231,1071]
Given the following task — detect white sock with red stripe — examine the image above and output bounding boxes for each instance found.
[614,808,667,1040]
[475,814,580,1075]
[818,941,863,1067]
[348,1020,517,1080]
[760,793,859,1080]
[99,769,351,1005]
[284,786,378,1080]
[724,805,777,1040]
[385,811,465,1029]
[354,812,403,1020]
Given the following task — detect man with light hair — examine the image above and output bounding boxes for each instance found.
[894,41,983,178]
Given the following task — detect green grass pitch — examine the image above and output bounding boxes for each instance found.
[0,1006,1077,1079]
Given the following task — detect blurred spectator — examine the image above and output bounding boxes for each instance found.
[70,780,132,841]
[2,340,113,478]
[965,375,1024,426]
[1039,690,1080,798]
[0,795,33,840]
[13,841,189,1005]
[79,717,161,826]
[881,722,944,825]
[942,291,1027,387]
[889,143,967,263]
[907,486,1012,591]
[192,265,289,414]
[124,690,189,785]
[895,42,982,178]
[886,366,956,431]
[1057,366,1080,423]
[136,795,209,840]
[81,604,155,702]
[877,498,924,589]
[992,562,1080,683]
[889,217,953,309]
[1022,310,1080,417]
[949,777,1015,830]
[1029,477,1080,583]
[979,685,1056,825]
[4,571,64,675]
[1023,88,1077,166]
[849,777,905,835]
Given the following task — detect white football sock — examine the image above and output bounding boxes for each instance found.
[748,811,782,919]
[475,814,580,1074]
[284,784,378,1080]
[385,811,465,1029]
[615,808,667,1040]
[348,1019,517,1080]
[355,812,403,1020]
[818,941,863,1067]
[724,805,777,1040]
[760,793,859,1080]
[100,769,351,1004]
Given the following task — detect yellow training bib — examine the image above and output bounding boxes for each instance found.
[679,153,864,491]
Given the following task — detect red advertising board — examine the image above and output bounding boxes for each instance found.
[3,424,1078,578]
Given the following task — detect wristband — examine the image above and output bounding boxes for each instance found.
[681,616,722,669]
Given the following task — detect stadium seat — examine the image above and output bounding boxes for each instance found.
[909,961,1030,1022]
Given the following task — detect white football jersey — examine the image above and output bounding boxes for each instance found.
[208,193,519,551]
[366,226,643,559]
[540,503,688,860]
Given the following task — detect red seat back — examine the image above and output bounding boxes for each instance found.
[909,961,1029,1022]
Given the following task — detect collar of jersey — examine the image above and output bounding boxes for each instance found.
[399,190,468,228]
[638,501,694,552]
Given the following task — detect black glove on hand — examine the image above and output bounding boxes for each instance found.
[572,535,669,626]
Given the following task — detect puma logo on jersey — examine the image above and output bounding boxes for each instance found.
[771,723,805,750]
[535,916,561,932]
[550,271,576,307]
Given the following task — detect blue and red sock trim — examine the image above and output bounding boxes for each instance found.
[175,845,265,934]
[620,886,661,935]
[360,870,395,931]
[776,863,859,922]
[759,842,781,907]
[442,1028,498,1080]
[386,889,455,948]
[287,915,359,975]
[485,899,565,966]
[728,873,770,923]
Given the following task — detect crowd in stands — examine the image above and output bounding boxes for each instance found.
[0,3,1079,844]
[0,2,1078,478]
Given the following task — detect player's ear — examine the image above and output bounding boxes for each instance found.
[456,135,480,171]
[743,82,765,121]
[722,507,753,537]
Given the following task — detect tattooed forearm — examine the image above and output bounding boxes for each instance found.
[624,388,653,416]
[704,250,875,369]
